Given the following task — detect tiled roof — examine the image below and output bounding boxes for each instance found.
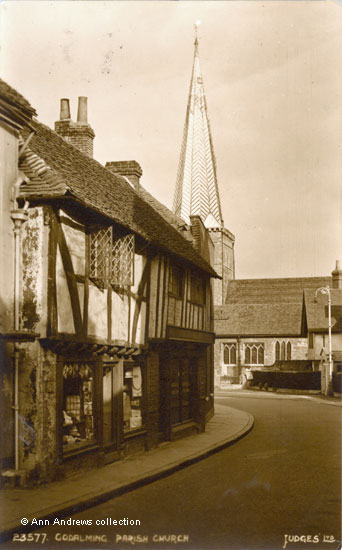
[137,185,188,231]
[214,303,304,336]
[0,78,37,122]
[304,289,342,332]
[19,120,217,277]
[225,277,331,304]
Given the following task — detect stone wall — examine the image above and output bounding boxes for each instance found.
[215,336,309,385]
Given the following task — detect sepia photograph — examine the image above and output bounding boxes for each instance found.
[0,1,341,549]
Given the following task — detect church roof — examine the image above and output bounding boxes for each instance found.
[172,34,223,229]
[225,277,331,304]
[214,303,304,336]
[215,276,333,336]
[18,119,218,277]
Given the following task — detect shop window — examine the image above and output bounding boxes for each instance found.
[223,343,237,365]
[168,264,183,298]
[245,343,264,365]
[89,226,134,287]
[123,364,144,433]
[190,272,206,304]
[62,362,96,451]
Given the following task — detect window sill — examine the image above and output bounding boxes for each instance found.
[123,428,146,440]
[63,442,99,460]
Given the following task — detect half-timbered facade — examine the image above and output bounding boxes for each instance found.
[0,82,217,485]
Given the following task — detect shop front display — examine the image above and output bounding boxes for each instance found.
[62,361,96,452]
[123,364,144,433]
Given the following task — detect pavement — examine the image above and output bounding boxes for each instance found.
[0,403,253,542]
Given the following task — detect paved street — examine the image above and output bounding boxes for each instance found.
[8,394,341,550]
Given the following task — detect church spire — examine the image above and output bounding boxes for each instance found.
[173,25,224,228]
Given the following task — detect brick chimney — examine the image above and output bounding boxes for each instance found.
[55,97,95,158]
[332,260,342,289]
[105,161,143,190]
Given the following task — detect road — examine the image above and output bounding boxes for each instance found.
[17,394,342,550]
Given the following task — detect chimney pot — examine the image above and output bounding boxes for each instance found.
[332,259,342,289]
[77,96,88,123]
[60,98,70,120]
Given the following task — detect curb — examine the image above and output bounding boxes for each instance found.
[0,412,254,543]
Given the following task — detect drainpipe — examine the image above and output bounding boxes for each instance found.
[10,208,29,471]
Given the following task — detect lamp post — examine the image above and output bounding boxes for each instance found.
[314,286,333,396]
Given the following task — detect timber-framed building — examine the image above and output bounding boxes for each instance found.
[0,79,217,485]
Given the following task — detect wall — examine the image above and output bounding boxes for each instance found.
[22,207,48,335]
[215,336,309,385]
[209,228,234,305]
[0,122,18,331]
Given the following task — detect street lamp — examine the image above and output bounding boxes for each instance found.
[314,285,333,396]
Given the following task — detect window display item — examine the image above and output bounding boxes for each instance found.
[62,362,95,450]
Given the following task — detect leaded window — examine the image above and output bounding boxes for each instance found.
[89,226,134,287]
[112,233,135,286]
[89,226,112,285]
[223,343,237,365]
[245,343,264,365]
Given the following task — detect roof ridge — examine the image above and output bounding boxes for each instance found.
[18,118,218,277]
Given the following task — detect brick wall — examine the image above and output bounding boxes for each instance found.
[55,120,94,158]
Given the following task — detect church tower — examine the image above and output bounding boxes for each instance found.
[173,27,235,305]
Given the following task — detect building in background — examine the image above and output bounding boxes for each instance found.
[170,35,341,391]
[214,273,342,387]
[0,79,217,485]
[172,30,235,306]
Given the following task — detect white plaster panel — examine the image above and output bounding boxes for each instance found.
[88,284,108,339]
[131,254,145,295]
[130,297,146,345]
[56,246,75,333]
[62,222,86,275]
[112,290,128,341]
[77,283,84,319]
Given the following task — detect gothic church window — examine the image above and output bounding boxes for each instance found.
[223,343,237,365]
[275,341,292,361]
[245,343,264,365]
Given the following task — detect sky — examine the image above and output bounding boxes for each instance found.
[1,0,341,279]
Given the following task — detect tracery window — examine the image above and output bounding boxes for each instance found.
[245,343,264,365]
[89,226,134,287]
[223,343,237,365]
[275,341,292,361]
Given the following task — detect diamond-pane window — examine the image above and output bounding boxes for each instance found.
[111,233,135,286]
[89,226,113,286]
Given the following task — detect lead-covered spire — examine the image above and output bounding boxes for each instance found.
[173,27,224,228]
